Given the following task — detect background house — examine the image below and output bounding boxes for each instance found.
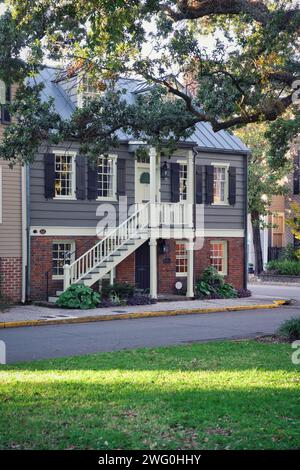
[0,82,26,303]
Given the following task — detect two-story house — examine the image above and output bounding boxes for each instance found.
[0,81,27,303]
[23,66,248,302]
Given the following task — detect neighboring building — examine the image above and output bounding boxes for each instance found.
[248,142,300,270]
[0,82,26,303]
[27,67,249,302]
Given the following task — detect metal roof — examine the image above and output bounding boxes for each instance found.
[33,66,249,154]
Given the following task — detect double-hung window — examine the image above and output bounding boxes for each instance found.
[97,154,117,200]
[179,163,187,202]
[52,241,75,279]
[176,242,188,276]
[54,152,76,199]
[210,240,228,275]
[212,163,229,204]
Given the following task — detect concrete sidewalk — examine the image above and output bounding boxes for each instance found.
[0,295,287,328]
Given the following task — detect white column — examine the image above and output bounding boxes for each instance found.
[186,150,194,230]
[149,146,157,203]
[63,264,71,291]
[186,238,194,297]
[156,152,161,203]
[149,238,158,299]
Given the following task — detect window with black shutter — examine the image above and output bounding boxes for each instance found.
[87,161,98,200]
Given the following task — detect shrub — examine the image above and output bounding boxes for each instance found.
[237,288,252,298]
[266,259,300,276]
[277,317,300,342]
[281,243,299,261]
[126,294,157,306]
[56,284,101,309]
[195,266,237,299]
[102,282,135,300]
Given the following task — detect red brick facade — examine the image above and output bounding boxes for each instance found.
[30,235,245,300]
[0,257,22,303]
[194,237,245,289]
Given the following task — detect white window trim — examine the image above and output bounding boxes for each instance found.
[0,166,2,224]
[175,240,188,277]
[210,240,228,276]
[53,150,77,201]
[52,240,76,280]
[96,154,118,202]
[211,162,230,206]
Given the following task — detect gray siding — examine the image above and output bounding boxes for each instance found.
[196,152,245,230]
[160,151,246,230]
[30,142,135,227]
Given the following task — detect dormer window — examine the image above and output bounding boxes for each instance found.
[77,75,104,107]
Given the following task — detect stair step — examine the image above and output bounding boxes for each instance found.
[56,290,63,296]
[48,296,59,303]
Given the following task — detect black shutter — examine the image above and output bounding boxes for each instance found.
[44,153,55,199]
[205,165,214,205]
[117,158,126,196]
[195,165,203,204]
[228,166,236,205]
[87,161,98,200]
[171,162,180,202]
[293,153,300,195]
[76,155,86,200]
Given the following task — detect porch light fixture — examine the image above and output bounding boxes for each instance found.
[161,161,168,179]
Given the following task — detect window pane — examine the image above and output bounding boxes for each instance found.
[213,166,227,203]
[55,154,73,197]
[176,242,188,275]
[52,242,74,276]
[210,241,226,273]
[179,164,187,201]
[97,156,114,198]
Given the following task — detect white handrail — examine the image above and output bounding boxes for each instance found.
[64,202,150,289]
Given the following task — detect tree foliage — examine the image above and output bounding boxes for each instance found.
[0,1,299,162]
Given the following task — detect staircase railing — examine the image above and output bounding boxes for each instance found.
[63,202,150,290]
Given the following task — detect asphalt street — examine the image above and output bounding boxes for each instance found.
[1,304,300,363]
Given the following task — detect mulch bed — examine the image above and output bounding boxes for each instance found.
[255,334,290,344]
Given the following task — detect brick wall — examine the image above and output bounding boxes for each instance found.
[116,253,135,284]
[30,235,245,300]
[194,237,245,289]
[30,236,98,301]
[0,257,22,303]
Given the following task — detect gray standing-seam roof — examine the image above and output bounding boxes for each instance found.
[33,66,249,154]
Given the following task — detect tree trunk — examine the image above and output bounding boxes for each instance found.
[251,210,263,275]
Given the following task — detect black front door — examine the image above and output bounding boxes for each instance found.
[135,241,150,290]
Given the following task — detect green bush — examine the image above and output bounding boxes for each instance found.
[277,317,300,342]
[56,284,101,309]
[281,243,299,261]
[266,259,300,276]
[102,282,135,300]
[195,266,237,299]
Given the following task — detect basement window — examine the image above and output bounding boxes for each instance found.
[52,241,75,279]
[210,240,228,275]
[176,242,188,277]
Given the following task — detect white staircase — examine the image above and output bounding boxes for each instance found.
[63,202,150,292]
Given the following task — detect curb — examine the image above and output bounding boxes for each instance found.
[0,300,287,329]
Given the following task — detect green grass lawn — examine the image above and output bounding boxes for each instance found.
[0,341,299,450]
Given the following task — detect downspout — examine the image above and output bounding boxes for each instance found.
[243,153,249,289]
[21,165,28,303]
